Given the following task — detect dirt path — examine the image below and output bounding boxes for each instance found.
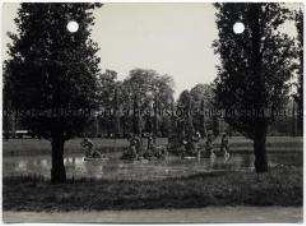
[3,207,302,223]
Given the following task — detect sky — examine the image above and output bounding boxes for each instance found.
[2,3,218,98]
[1,3,300,98]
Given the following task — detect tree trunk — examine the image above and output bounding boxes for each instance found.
[253,126,268,173]
[250,5,267,173]
[51,134,66,183]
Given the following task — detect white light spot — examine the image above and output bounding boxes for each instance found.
[67,21,79,33]
[233,22,245,34]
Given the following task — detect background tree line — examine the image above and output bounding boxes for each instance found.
[84,68,219,139]
[83,65,301,139]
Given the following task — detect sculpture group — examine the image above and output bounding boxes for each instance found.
[79,131,232,162]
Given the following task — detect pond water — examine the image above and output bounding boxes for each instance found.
[3,150,302,180]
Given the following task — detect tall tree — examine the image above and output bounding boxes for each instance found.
[294,9,303,135]
[190,83,215,137]
[213,3,295,172]
[97,69,121,137]
[177,90,194,141]
[4,3,101,183]
[121,68,174,136]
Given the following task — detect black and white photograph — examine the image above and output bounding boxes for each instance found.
[1,1,303,223]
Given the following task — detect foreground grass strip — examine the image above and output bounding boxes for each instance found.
[3,167,302,211]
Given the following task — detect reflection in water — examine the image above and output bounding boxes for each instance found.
[3,150,301,180]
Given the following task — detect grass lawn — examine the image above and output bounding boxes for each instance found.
[3,166,302,211]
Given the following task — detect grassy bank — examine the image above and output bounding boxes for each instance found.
[3,166,302,211]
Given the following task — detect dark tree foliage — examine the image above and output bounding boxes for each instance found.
[94,68,174,138]
[213,3,295,172]
[4,3,101,183]
[121,69,174,136]
[177,90,194,141]
[190,83,215,137]
[97,70,122,137]
[294,9,303,135]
